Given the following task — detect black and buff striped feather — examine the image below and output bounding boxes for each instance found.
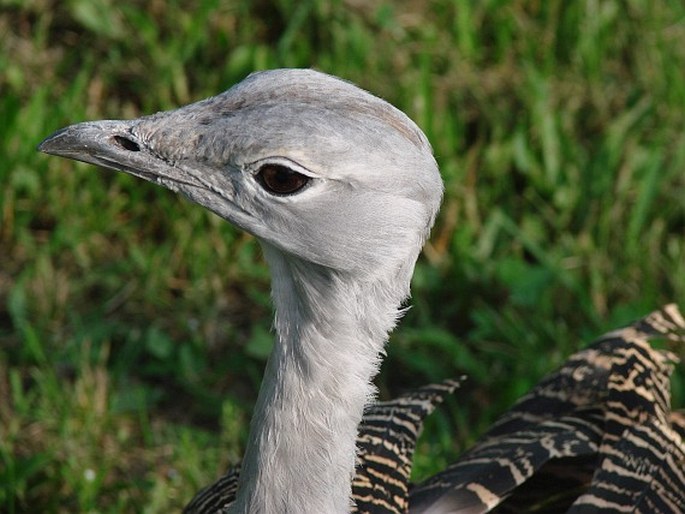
[411,304,685,513]
[353,379,464,513]
[185,304,685,514]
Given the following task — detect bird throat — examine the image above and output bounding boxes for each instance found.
[228,243,407,513]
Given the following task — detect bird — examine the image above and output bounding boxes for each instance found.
[39,69,685,513]
[40,68,444,513]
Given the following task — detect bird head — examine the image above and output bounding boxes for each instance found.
[39,69,442,281]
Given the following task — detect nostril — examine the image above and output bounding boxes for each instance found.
[114,135,140,151]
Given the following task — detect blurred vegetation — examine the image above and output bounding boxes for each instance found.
[1,0,684,512]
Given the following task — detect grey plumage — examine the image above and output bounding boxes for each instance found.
[40,68,441,513]
[39,69,685,514]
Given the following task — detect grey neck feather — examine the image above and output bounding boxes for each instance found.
[228,242,412,513]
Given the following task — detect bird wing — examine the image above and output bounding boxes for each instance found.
[410,304,685,514]
[567,306,685,514]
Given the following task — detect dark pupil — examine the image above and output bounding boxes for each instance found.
[258,165,309,195]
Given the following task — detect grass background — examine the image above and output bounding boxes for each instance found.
[1,0,684,512]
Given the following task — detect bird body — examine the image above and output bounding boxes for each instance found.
[184,304,685,514]
[39,69,685,513]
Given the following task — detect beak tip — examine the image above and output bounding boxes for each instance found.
[37,127,71,155]
[37,138,50,154]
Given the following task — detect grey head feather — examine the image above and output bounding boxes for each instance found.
[40,69,442,283]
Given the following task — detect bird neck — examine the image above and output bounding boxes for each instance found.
[229,243,410,514]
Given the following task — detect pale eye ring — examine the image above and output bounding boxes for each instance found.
[256,164,310,195]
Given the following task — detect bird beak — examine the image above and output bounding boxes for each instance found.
[39,120,184,192]
[38,119,270,241]
[39,120,133,162]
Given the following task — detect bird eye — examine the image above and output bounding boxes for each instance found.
[256,164,310,195]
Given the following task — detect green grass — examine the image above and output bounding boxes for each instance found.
[1,0,685,511]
